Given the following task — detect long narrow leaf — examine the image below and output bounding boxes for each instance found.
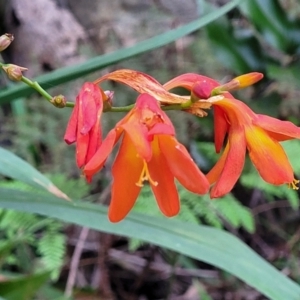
[0,188,299,300]
[0,147,68,200]
[0,0,243,104]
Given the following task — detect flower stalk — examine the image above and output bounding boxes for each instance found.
[0,62,195,113]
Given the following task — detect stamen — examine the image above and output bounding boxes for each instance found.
[288,178,300,190]
[136,160,158,187]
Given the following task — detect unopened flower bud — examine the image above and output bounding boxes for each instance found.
[2,64,27,81]
[51,95,66,108]
[103,90,114,111]
[191,81,213,102]
[104,90,114,102]
[0,33,14,51]
[212,72,264,95]
[233,72,264,89]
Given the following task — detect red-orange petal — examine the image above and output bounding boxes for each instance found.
[213,106,229,153]
[64,102,79,144]
[158,135,209,195]
[109,134,143,222]
[94,69,188,104]
[76,133,90,168]
[246,127,294,185]
[210,127,246,198]
[148,123,175,138]
[206,143,229,186]
[80,88,98,135]
[85,109,102,164]
[254,114,300,141]
[163,73,219,91]
[148,137,180,217]
[121,121,152,161]
[84,128,121,181]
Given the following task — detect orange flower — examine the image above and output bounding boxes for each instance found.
[84,93,209,222]
[64,82,104,168]
[207,98,300,197]
[163,73,300,198]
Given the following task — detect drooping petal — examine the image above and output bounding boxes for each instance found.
[246,127,294,185]
[85,108,102,164]
[163,73,219,91]
[64,83,104,169]
[213,106,229,153]
[121,122,152,161]
[75,86,95,168]
[64,102,79,144]
[84,129,121,181]
[80,88,98,135]
[206,142,229,185]
[213,98,255,126]
[109,134,143,222]
[76,132,90,168]
[148,137,180,217]
[93,69,188,104]
[209,127,246,198]
[254,114,300,141]
[158,135,209,195]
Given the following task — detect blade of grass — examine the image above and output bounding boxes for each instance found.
[0,147,69,200]
[0,188,299,300]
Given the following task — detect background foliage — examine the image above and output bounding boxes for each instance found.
[0,0,300,299]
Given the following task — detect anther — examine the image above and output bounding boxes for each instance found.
[136,160,158,187]
[288,179,300,190]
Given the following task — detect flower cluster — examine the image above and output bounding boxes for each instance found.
[64,70,300,222]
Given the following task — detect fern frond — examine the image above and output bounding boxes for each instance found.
[211,194,255,233]
[0,210,40,235]
[37,231,66,280]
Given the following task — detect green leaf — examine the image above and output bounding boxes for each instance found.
[0,0,243,104]
[204,14,265,73]
[0,271,50,300]
[0,188,299,300]
[0,241,18,265]
[240,0,300,53]
[37,285,72,300]
[0,147,69,200]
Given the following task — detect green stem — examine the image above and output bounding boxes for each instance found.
[21,76,53,101]
[108,104,135,112]
[161,104,186,111]
[179,99,193,109]
[0,62,54,102]
[1,62,193,112]
[66,102,75,108]
[105,103,188,113]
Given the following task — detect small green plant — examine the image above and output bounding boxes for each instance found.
[0,174,90,280]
